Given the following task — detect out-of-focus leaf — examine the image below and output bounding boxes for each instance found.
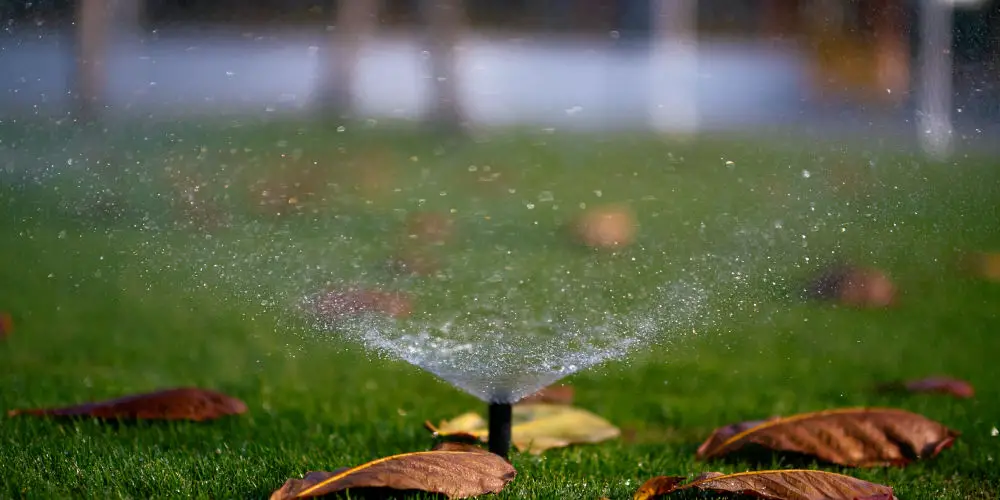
[962,251,1000,281]
[696,407,957,467]
[633,469,896,500]
[0,311,12,339]
[518,384,574,405]
[804,265,897,308]
[310,288,413,319]
[7,387,247,421]
[877,377,975,399]
[426,403,619,454]
[269,443,515,500]
[404,211,455,246]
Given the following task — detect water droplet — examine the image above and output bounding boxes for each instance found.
[801,169,811,179]
[991,427,998,437]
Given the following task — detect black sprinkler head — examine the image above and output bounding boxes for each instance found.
[487,402,512,459]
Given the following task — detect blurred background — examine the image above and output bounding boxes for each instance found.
[1,0,998,155]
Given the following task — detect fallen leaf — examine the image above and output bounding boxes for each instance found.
[426,403,620,454]
[573,203,637,250]
[961,251,1000,281]
[877,377,975,399]
[696,407,957,467]
[7,387,247,421]
[269,442,515,499]
[387,247,442,277]
[0,311,12,338]
[518,384,574,405]
[695,416,781,459]
[633,469,896,500]
[311,288,413,320]
[804,265,897,308]
[404,211,455,246]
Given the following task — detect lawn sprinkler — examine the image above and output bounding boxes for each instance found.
[487,402,512,458]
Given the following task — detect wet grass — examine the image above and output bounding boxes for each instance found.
[1,118,1000,499]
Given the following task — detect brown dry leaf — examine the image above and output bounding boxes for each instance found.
[426,403,620,454]
[311,288,413,320]
[7,387,247,421]
[573,203,638,250]
[696,407,958,467]
[0,311,12,339]
[961,252,1000,282]
[804,265,897,308]
[518,384,574,405]
[247,166,333,217]
[269,442,515,499]
[388,246,442,277]
[695,416,781,459]
[404,211,455,246]
[878,377,975,399]
[633,469,896,500]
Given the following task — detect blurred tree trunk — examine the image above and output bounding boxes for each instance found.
[760,0,800,39]
[866,0,910,102]
[420,0,466,130]
[648,0,698,136]
[75,0,110,121]
[317,0,379,117]
[319,0,466,130]
[74,0,144,122]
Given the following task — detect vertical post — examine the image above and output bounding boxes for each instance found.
[648,0,698,136]
[917,0,954,159]
[75,0,111,121]
[487,403,512,459]
[317,0,380,115]
[421,0,466,131]
[871,0,910,104]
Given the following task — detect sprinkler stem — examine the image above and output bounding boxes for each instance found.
[487,402,512,459]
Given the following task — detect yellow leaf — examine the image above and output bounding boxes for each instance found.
[428,404,620,454]
[437,412,488,436]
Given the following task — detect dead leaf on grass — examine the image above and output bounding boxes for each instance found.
[877,377,975,399]
[804,265,897,308]
[633,469,896,500]
[269,442,515,499]
[961,251,1000,282]
[426,403,620,454]
[387,246,442,277]
[7,387,247,421]
[695,416,781,458]
[696,407,957,467]
[404,211,455,246]
[311,288,413,320]
[518,384,574,405]
[0,311,12,339]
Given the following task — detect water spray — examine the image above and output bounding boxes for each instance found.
[487,402,512,458]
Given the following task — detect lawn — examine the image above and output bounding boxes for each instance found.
[1,118,999,499]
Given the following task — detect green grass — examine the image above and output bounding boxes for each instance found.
[2,118,999,499]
